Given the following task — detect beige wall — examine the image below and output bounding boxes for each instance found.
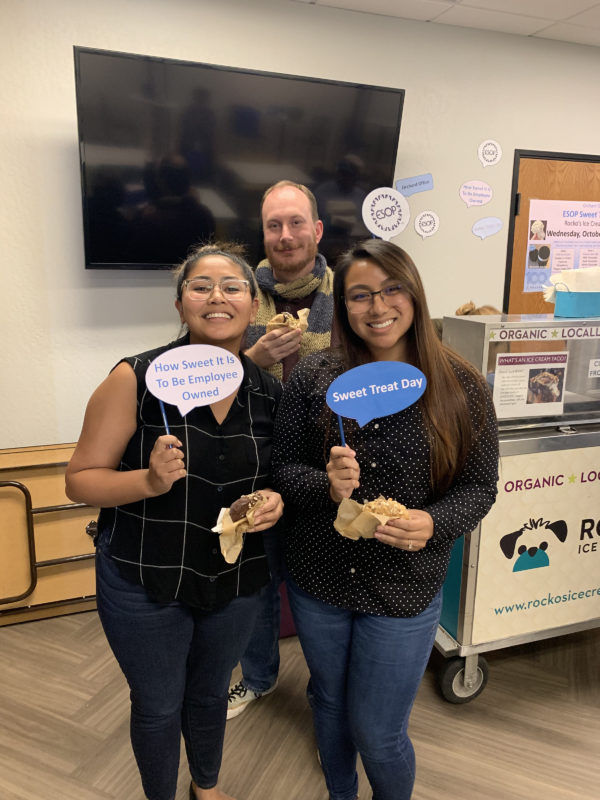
[2,0,599,447]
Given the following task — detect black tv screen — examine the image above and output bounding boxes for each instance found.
[74,47,404,269]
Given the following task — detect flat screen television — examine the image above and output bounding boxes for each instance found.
[74,46,404,269]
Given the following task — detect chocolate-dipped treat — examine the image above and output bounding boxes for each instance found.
[229,492,265,523]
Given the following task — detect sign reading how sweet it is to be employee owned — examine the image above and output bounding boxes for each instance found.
[146,344,243,416]
[326,362,426,427]
[459,180,493,208]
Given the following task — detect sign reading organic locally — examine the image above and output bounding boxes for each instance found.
[524,198,600,292]
[488,323,600,342]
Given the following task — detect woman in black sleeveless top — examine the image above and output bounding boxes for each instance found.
[66,244,283,800]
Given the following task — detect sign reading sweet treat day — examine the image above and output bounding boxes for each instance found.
[145,344,243,415]
[326,362,426,427]
[362,187,410,240]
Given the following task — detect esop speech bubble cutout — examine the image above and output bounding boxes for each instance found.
[145,344,243,416]
[326,362,426,428]
[362,187,410,241]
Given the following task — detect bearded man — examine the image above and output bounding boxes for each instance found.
[227,180,336,718]
[244,180,335,381]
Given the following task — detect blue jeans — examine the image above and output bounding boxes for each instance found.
[95,534,261,800]
[287,579,442,800]
[239,528,283,692]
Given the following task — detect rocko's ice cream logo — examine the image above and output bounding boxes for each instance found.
[362,187,410,240]
[499,517,568,572]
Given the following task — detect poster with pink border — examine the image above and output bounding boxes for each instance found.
[524,199,600,293]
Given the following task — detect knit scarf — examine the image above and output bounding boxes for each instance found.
[246,253,334,380]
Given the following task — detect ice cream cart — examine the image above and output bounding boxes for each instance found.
[435,314,600,702]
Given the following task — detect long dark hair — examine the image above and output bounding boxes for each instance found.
[333,239,489,496]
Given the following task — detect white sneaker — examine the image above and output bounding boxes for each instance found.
[226,680,277,719]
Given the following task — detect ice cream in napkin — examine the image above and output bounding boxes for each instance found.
[334,495,410,541]
[212,492,267,563]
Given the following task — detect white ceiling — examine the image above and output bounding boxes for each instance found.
[290,0,600,47]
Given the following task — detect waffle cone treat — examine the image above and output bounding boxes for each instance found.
[363,497,410,519]
[212,492,267,563]
[266,308,310,333]
[334,495,410,541]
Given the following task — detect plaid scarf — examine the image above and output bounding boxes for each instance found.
[245,254,334,380]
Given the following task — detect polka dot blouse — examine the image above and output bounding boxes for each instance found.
[272,351,499,617]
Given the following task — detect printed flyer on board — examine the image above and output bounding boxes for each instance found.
[524,198,600,293]
[492,352,568,419]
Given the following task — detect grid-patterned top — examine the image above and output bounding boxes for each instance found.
[98,336,282,610]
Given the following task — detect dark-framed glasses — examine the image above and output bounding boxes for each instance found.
[182,278,250,301]
[344,283,408,313]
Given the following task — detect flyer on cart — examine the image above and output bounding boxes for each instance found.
[524,198,600,293]
[492,352,569,418]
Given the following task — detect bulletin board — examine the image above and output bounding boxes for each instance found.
[503,150,600,314]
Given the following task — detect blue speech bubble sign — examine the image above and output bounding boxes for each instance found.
[145,344,243,416]
[396,173,434,197]
[326,362,426,428]
[472,216,503,240]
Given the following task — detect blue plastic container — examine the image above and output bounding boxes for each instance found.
[554,290,600,318]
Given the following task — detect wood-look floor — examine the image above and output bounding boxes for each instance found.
[0,612,598,800]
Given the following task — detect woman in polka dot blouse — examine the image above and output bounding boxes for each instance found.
[272,239,499,800]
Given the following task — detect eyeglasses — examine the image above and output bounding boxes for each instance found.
[344,284,408,313]
[182,278,250,301]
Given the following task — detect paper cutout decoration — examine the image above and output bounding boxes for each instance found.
[415,211,440,239]
[326,361,426,429]
[145,344,243,417]
[396,173,434,197]
[478,139,502,167]
[362,187,410,240]
[472,217,503,240]
[460,180,493,208]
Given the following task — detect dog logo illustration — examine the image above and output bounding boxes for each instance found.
[499,517,568,572]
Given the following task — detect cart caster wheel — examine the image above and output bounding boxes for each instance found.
[438,656,488,704]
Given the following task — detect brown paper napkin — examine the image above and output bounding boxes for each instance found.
[212,500,266,563]
[334,496,409,541]
[267,307,310,333]
[296,307,310,331]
